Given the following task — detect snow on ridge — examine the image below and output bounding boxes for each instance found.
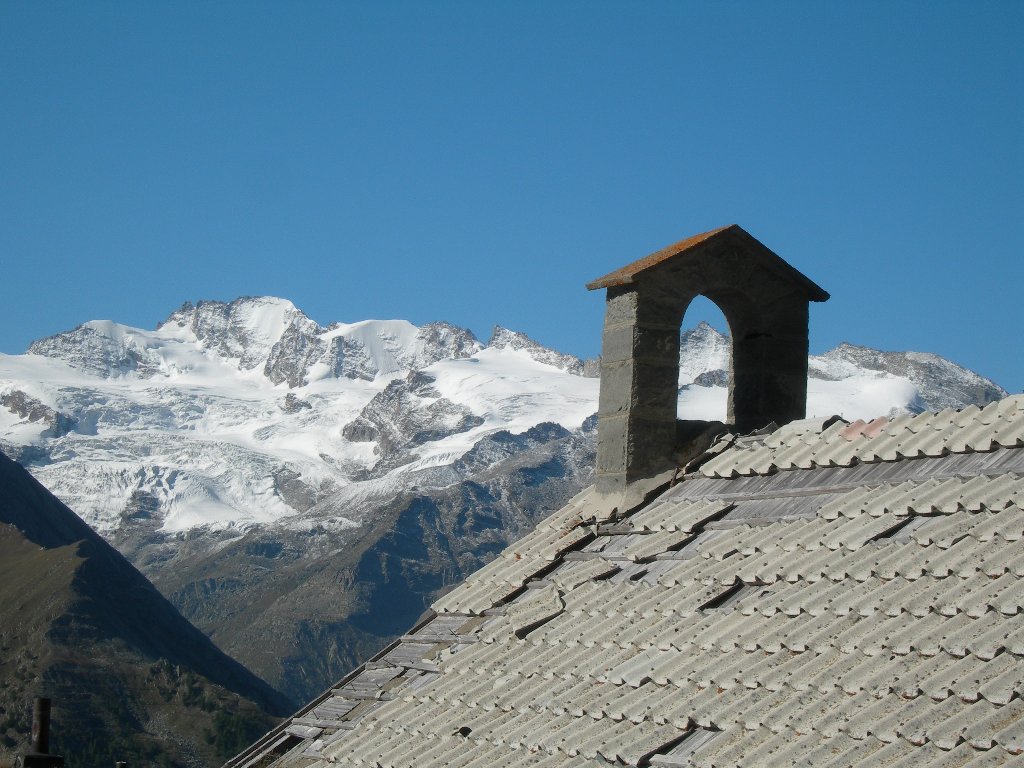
[487,325,591,375]
[678,321,730,386]
[2,295,1009,537]
[2,299,596,534]
[323,318,419,339]
[158,296,305,374]
[327,318,423,379]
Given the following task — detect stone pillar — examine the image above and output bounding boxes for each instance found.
[595,284,681,496]
[728,298,810,432]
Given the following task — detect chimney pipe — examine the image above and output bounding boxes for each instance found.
[31,698,50,755]
[18,697,64,768]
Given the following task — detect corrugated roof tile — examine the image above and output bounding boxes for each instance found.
[629,498,734,534]
[701,397,1024,479]
[239,399,1024,768]
[962,697,1024,752]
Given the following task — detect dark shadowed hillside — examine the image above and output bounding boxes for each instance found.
[0,449,289,768]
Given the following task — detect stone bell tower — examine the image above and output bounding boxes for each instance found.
[586,225,829,499]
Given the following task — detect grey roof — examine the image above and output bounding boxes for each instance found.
[229,394,1024,768]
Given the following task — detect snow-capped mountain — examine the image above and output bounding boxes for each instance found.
[1,297,597,535]
[675,321,1007,423]
[0,298,1007,703]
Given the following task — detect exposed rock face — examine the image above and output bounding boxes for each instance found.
[488,326,596,376]
[1,390,76,437]
[342,371,484,470]
[161,300,485,387]
[407,322,482,369]
[264,312,330,387]
[810,343,1007,412]
[691,369,729,388]
[281,392,312,413]
[28,322,165,379]
[160,297,302,372]
[678,322,732,385]
[326,334,389,382]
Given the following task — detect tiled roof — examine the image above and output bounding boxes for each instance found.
[699,398,1024,479]
[230,394,1024,768]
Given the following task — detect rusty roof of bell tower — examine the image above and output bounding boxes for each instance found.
[586,224,830,302]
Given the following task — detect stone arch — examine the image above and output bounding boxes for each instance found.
[676,296,732,419]
[586,225,828,498]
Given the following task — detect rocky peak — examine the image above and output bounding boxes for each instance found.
[27,321,166,379]
[159,296,307,371]
[341,370,484,471]
[264,312,329,387]
[679,321,731,386]
[487,326,593,376]
[407,322,482,369]
[159,300,479,387]
[811,343,1007,412]
[680,320,728,346]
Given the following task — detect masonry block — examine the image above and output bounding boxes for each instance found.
[603,287,639,328]
[597,361,636,417]
[600,325,638,365]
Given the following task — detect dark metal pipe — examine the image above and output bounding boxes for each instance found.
[31,698,50,755]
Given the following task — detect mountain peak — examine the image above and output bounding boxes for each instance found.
[811,342,1007,411]
[27,321,167,379]
[487,326,590,376]
[158,296,299,328]
[681,320,728,342]
[486,325,530,348]
[159,296,309,372]
[678,322,731,386]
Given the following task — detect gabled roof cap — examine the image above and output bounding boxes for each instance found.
[586,224,830,301]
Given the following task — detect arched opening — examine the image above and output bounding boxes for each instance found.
[677,295,732,423]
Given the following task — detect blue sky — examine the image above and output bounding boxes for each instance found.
[2,2,1022,392]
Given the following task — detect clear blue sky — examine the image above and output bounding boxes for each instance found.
[2,2,1022,392]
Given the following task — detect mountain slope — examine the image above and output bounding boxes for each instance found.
[677,322,1007,422]
[0,448,288,768]
[810,341,1007,412]
[109,420,595,704]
